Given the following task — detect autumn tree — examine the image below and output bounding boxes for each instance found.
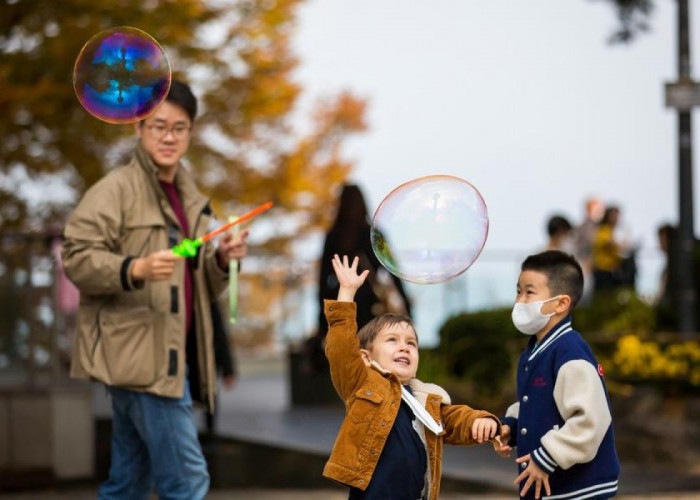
[0,0,367,349]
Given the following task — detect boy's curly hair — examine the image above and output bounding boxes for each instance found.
[357,313,416,350]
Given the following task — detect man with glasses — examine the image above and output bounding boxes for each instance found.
[62,80,247,499]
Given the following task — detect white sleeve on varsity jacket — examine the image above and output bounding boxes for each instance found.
[505,402,519,419]
[540,359,611,470]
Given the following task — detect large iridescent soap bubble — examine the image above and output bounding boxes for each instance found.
[371,175,489,284]
[73,27,171,124]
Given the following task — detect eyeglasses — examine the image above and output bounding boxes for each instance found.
[145,124,191,141]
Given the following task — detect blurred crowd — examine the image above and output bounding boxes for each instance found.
[543,196,700,331]
[543,197,637,305]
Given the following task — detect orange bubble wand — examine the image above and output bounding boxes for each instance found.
[172,201,273,257]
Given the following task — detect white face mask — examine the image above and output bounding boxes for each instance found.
[511,296,560,335]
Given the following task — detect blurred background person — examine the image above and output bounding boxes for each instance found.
[655,222,700,331]
[592,205,635,294]
[574,197,605,304]
[307,183,412,372]
[544,214,574,252]
[657,223,676,302]
[655,223,678,330]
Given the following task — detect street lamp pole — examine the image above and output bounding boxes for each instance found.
[675,0,697,338]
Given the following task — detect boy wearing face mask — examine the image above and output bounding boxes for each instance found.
[494,250,620,500]
[324,254,502,500]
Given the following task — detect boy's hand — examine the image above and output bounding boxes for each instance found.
[331,254,369,302]
[515,454,551,499]
[471,417,498,443]
[493,425,513,458]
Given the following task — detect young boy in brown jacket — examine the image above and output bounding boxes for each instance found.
[323,254,502,499]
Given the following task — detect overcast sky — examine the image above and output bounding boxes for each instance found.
[285,0,700,341]
[292,0,700,270]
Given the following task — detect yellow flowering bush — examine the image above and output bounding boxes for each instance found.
[611,334,700,388]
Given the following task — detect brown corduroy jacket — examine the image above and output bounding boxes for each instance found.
[322,300,501,500]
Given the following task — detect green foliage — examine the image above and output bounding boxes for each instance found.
[435,308,522,402]
[0,0,368,350]
[573,288,656,339]
[415,348,451,387]
[0,0,367,246]
[0,0,217,229]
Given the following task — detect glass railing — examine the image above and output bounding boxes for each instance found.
[0,235,665,388]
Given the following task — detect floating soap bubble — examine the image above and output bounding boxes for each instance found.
[371,175,489,284]
[73,27,171,124]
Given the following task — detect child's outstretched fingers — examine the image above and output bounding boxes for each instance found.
[476,419,486,442]
[332,254,369,301]
[515,455,551,499]
[488,419,498,439]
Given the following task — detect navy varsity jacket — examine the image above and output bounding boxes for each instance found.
[501,317,620,500]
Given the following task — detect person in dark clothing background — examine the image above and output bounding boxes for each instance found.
[194,300,237,434]
[308,184,412,371]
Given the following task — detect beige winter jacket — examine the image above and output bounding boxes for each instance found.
[62,144,228,410]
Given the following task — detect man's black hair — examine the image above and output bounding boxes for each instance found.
[601,206,620,226]
[547,215,572,237]
[521,250,584,308]
[166,79,197,122]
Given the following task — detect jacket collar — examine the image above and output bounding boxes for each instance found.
[134,142,209,222]
[409,378,451,406]
[369,359,392,377]
[527,315,573,362]
[368,360,451,406]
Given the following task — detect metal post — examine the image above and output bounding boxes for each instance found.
[676,0,697,338]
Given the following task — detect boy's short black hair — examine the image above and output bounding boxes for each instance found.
[357,313,415,350]
[547,215,572,237]
[521,250,584,309]
[166,79,197,122]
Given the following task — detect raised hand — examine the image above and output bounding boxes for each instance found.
[331,254,369,302]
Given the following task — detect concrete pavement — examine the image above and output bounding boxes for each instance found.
[2,488,699,499]
[201,357,700,497]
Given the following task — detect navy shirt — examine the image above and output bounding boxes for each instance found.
[349,386,427,500]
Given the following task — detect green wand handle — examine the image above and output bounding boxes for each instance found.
[229,216,239,324]
[172,237,202,258]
